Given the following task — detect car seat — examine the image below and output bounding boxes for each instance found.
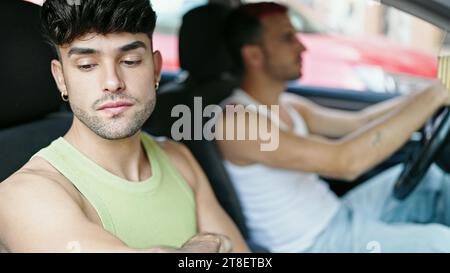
[0,0,72,181]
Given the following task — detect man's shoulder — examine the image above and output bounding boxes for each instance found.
[1,157,57,188]
[0,157,82,208]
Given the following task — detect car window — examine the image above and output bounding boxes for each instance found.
[234,0,447,94]
[153,0,447,94]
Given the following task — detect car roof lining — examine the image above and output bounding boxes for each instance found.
[382,0,449,31]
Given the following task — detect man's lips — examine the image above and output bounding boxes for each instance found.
[97,101,134,111]
[97,101,134,115]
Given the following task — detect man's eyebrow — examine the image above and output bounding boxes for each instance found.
[118,41,147,52]
[67,47,98,57]
[66,41,147,57]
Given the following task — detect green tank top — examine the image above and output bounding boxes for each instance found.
[32,132,197,249]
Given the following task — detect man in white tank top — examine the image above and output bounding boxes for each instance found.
[216,2,450,252]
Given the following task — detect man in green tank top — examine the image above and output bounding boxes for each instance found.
[0,0,248,253]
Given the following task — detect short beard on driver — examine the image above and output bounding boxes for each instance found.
[71,94,156,140]
[263,57,300,82]
[261,47,300,82]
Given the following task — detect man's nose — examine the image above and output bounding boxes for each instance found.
[102,65,125,93]
[295,35,307,53]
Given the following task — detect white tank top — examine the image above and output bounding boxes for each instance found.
[221,89,341,252]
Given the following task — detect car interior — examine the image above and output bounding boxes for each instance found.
[1,0,449,253]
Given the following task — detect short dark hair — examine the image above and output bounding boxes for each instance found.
[41,0,157,50]
[224,2,288,76]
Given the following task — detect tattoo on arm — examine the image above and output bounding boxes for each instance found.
[371,131,382,147]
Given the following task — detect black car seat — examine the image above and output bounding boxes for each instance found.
[0,1,72,181]
[0,0,62,129]
[143,4,269,251]
[144,3,237,137]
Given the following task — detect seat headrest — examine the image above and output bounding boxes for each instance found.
[179,4,232,82]
[0,0,60,129]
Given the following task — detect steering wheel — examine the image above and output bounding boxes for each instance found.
[393,106,450,200]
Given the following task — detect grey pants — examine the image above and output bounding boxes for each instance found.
[306,164,450,253]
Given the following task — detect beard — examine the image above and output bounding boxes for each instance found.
[264,60,301,82]
[71,94,156,140]
[261,47,302,82]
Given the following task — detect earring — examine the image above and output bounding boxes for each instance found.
[61,92,69,102]
[155,81,160,91]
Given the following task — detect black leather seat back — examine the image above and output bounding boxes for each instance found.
[0,1,71,181]
[0,0,60,129]
[0,116,72,181]
[178,4,234,84]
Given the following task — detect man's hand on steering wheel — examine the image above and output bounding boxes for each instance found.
[393,80,450,200]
